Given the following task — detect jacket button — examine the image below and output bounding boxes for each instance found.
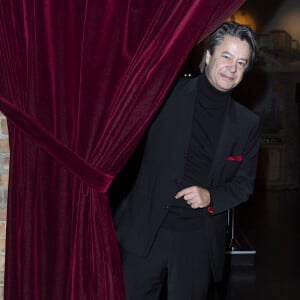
[164,204,169,209]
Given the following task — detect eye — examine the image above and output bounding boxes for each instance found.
[222,54,230,60]
[238,61,247,68]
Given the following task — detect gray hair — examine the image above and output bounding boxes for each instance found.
[199,21,258,73]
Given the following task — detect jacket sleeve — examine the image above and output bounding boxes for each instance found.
[208,119,261,215]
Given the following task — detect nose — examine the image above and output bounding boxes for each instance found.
[228,62,237,73]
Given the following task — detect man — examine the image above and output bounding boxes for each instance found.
[115,21,260,300]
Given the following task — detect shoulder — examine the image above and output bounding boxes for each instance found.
[169,75,199,96]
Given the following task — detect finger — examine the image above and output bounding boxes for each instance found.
[175,187,194,199]
[183,193,194,201]
[188,200,195,206]
[190,203,199,209]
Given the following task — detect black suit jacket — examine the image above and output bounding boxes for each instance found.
[115,75,260,281]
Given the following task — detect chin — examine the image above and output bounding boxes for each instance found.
[218,79,235,90]
[217,84,233,92]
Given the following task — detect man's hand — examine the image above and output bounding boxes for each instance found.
[175,186,211,209]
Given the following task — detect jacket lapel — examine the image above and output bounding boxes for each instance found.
[183,79,198,153]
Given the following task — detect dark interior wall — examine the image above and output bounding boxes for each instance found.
[240,0,286,32]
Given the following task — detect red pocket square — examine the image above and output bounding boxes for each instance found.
[227,154,243,161]
[207,206,214,214]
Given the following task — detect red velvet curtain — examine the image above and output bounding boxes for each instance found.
[0,1,245,299]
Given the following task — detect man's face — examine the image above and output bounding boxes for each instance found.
[205,35,251,92]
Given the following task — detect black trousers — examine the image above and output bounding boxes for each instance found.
[121,227,212,300]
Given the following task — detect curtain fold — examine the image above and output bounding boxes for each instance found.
[0,0,245,299]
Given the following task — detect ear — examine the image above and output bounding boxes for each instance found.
[205,50,211,65]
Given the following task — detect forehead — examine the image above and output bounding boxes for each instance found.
[215,35,251,60]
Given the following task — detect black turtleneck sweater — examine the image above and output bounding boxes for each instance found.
[162,73,230,231]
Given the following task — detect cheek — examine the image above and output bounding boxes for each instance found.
[216,62,228,72]
[205,64,213,78]
[232,74,244,88]
[209,62,221,76]
[236,71,245,82]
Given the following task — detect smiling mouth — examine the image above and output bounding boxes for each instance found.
[220,72,235,81]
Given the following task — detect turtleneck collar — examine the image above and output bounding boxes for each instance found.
[197,73,231,109]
